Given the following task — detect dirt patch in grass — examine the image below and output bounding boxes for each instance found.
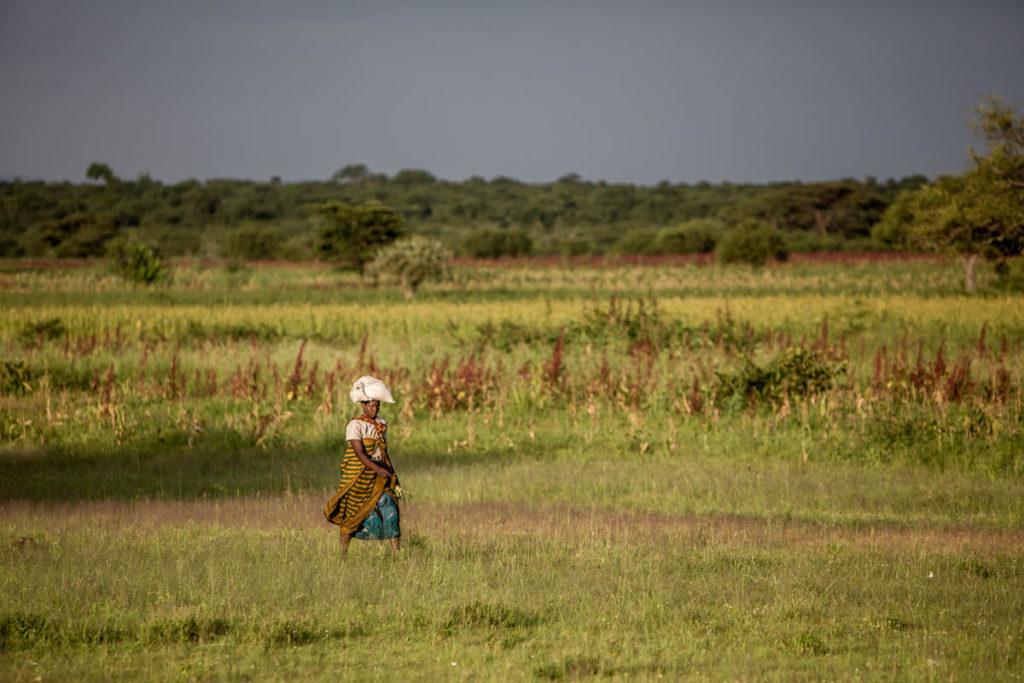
[2,495,1021,555]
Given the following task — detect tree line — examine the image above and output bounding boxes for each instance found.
[0,94,1019,291]
[0,166,921,262]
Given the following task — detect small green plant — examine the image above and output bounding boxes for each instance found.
[146,616,231,644]
[0,361,37,395]
[19,318,66,344]
[366,235,451,298]
[441,601,539,634]
[107,236,169,285]
[716,349,844,405]
[0,613,49,650]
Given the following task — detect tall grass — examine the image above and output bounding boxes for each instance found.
[2,258,1023,679]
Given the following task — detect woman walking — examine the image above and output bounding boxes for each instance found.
[324,376,402,556]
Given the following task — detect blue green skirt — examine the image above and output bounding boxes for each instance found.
[352,492,401,540]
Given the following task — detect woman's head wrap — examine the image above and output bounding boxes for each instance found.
[349,375,395,404]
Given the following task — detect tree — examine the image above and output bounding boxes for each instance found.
[897,94,1024,292]
[392,169,436,185]
[871,188,918,248]
[331,163,370,184]
[311,200,404,273]
[367,236,451,298]
[85,162,119,186]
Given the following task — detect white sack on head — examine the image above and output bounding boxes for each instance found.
[349,375,395,404]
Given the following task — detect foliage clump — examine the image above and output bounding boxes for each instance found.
[441,601,539,634]
[463,227,533,258]
[312,200,403,273]
[612,227,663,255]
[715,349,845,406]
[106,236,169,285]
[716,219,789,266]
[657,218,723,254]
[222,224,284,263]
[19,318,66,345]
[873,93,1024,292]
[0,360,37,395]
[38,212,120,258]
[367,235,451,298]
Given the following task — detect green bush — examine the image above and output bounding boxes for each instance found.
[38,212,119,258]
[463,228,533,258]
[367,235,451,298]
[611,227,663,255]
[657,219,723,254]
[716,219,789,266]
[715,349,845,406]
[222,224,283,262]
[994,257,1024,292]
[0,236,25,257]
[19,318,66,345]
[0,360,37,395]
[106,236,169,285]
[148,225,207,257]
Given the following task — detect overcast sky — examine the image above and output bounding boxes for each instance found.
[1,0,1022,184]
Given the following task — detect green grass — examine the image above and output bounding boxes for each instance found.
[3,494,1022,680]
[2,257,1023,679]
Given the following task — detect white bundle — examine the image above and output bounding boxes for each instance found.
[349,375,395,404]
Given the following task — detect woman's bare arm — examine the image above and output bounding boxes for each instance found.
[350,439,390,477]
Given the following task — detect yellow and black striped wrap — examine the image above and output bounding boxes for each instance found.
[323,436,397,534]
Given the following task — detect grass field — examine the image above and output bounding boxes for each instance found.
[2,257,1023,680]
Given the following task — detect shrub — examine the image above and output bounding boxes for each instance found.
[222,224,282,262]
[716,219,789,266]
[19,318,66,344]
[0,236,25,257]
[611,227,663,255]
[367,235,451,298]
[39,212,119,258]
[715,349,845,405]
[657,218,723,254]
[464,228,533,258]
[106,235,169,285]
[0,361,37,395]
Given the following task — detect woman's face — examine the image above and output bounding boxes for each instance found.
[362,400,380,418]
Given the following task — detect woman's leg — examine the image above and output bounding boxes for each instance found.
[339,531,353,556]
[388,537,400,555]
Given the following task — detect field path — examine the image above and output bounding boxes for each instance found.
[4,495,1022,555]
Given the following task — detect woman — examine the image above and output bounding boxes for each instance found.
[324,375,402,556]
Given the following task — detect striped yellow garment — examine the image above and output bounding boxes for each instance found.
[323,437,392,534]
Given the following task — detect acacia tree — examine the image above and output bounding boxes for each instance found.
[85,162,119,187]
[311,200,403,273]
[330,163,370,184]
[887,94,1024,292]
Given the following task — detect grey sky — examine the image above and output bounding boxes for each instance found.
[2,0,1022,184]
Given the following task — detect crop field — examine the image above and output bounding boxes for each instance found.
[2,257,1023,680]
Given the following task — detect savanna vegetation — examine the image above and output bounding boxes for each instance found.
[1,256,1022,679]
[1,93,1021,679]
[0,163,921,262]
